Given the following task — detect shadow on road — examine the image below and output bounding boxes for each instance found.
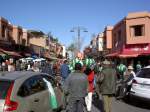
[123,97,150,110]
[92,94,105,112]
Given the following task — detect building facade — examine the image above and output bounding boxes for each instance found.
[0,17,13,47]
[0,17,66,60]
[103,11,150,66]
[108,12,150,56]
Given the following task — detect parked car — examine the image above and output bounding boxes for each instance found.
[130,66,150,100]
[0,71,64,112]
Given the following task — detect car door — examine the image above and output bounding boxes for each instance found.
[17,75,48,112]
[42,75,64,110]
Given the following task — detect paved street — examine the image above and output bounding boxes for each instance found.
[61,95,150,112]
[92,96,150,112]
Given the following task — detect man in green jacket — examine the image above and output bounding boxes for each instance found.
[97,60,117,112]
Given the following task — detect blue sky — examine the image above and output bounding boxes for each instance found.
[0,0,150,50]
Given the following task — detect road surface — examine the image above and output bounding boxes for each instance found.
[92,95,150,112]
[61,95,150,112]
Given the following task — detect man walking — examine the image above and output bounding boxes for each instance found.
[41,60,53,75]
[97,60,117,112]
[60,60,70,81]
[64,63,89,112]
[84,66,94,112]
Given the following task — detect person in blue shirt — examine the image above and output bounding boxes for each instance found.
[60,60,70,81]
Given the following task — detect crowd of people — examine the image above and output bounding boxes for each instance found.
[0,58,62,76]
[0,57,145,112]
[61,59,116,112]
[60,59,145,112]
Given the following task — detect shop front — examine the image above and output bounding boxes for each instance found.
[106,43,150,67]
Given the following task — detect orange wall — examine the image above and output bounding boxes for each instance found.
[112,20,126,52]
[29,36,47,48]
[12,26,18,44]
[104,26,113,49]
[0,18,8,41]
[22,29,31,46]
[126,17,150,44]
[12,26,23,44]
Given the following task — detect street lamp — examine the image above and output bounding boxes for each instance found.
[70,26,88,52]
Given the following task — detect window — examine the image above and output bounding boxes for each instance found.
[17,75,47,97]
[0,81,12,99]
[18,32,22,44]
[131,25,145,37]
[8,29,12,40]
[137,68,150,79]
[117,30,121,42]
[46,39,49,46]
[22,39,26,46]
[42,75,56,88]
[2,25,5,37]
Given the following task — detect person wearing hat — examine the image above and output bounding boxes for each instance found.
[125,65,136,85]
[116,65,136,99]
[96,59,117,112]
[123,65,134,80]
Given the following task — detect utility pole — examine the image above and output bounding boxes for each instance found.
[70,26,88,52]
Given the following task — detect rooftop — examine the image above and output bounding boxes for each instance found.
[0,17,8,23]
[0,71,41,80]
[105,26,114,31]
[126,11,150,19]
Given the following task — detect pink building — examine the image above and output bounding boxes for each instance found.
[104,11,150,65]
[0,17,65,59]
[29,31,49,56]
[12,25,23,45]
[22,29,30,46]
[0,17,23,58]
[0,17,13,46]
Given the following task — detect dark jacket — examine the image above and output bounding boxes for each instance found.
[98,66,117,95]
[41,63,53,75]
[64,71,88,99]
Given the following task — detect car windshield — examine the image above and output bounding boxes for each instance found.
[136,68,150,79]
[0,81,11,99]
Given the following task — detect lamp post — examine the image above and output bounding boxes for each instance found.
[70,26,88,52]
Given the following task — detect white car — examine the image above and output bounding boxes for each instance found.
[130,66,150,100]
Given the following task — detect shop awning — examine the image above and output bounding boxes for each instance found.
[106,52,139,58]
[105,52,118,57]
[139,53,150,56]
[4,51,22,57]
[0,48,22,57]
[44,53,58,60]
[19,52,31,57]
[0,51,5,55]
[118,54,139,58]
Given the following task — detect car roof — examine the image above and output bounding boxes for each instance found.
[143,65,150,69]
[0,71,43,81]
